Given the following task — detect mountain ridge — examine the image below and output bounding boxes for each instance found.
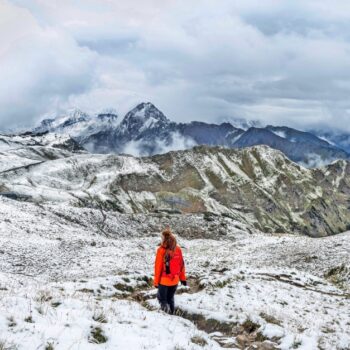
[0,137,349,237]
[30,102,350,166]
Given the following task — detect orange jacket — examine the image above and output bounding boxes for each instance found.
[154,245,186,287]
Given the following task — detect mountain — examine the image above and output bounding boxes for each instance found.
[0,133,349,349]
[30,103,350,166]
[177,121,242,146]
[1,136,349,237]
[119,102,170,136]
[82,102,173,154]
[34,108,119,140]
[82,103,349,166]
[226,116,263,130]
[0,132,84,154]
[310,129,350,154]
[79,103,244,155]
[234,126,349,166]
[81,103,239,153]
[266,125,333,147]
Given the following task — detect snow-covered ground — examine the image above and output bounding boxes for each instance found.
[0,197,349,349]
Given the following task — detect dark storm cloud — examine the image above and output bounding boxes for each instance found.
[2,0,350,132]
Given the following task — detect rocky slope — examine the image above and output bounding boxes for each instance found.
[0,138,349,237]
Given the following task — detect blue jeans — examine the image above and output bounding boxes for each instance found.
[157,284,177,314]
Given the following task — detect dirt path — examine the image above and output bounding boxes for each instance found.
[123,276,280,350]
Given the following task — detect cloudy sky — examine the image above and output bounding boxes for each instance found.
[2,0,350,131]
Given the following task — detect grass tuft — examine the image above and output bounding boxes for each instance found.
[7,316,16,328]
[89,327,108,344]
[191,336,208,346]
[241,318,260,333]
[24,316,34,323]
[93,310,108,324]
[45,343,54,350]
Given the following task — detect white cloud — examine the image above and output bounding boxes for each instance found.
[122,132,197,156]
[300,153,337,169]
[2,0,350,132]
[0,1,97,129]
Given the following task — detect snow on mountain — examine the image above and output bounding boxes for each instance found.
[0,132,84,153]
[1,106,349,349]
[81,103,198,155]
[270,129,287,139]
[28,103,350,166]
[34,108,119,140]
[228,117,263,130]
[265,126,332,148]
[311,129,350,153]
[234,127,349,166]
[0,138,349,236]
[0,135,349,349]
[118,102,170,134]
[35,108,89,131]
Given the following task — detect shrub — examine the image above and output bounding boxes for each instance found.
[242,318,259,333]
[113,283,134,293]
[45,343,54,350]
[292,340,302,349]
[89,327,108,344]
[24,316,34,323]
[255,331,268,342]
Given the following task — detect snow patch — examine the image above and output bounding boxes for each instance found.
[272,130,287,139]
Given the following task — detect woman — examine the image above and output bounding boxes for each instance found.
[153,228,187,314]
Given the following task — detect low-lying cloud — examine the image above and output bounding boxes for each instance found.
[122,132,197,157]
[300,153,338,169]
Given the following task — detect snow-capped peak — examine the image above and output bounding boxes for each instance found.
[119,102,170,134]
[36,108,90,133]
[34,108,119,140]
[56,108,89,124]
